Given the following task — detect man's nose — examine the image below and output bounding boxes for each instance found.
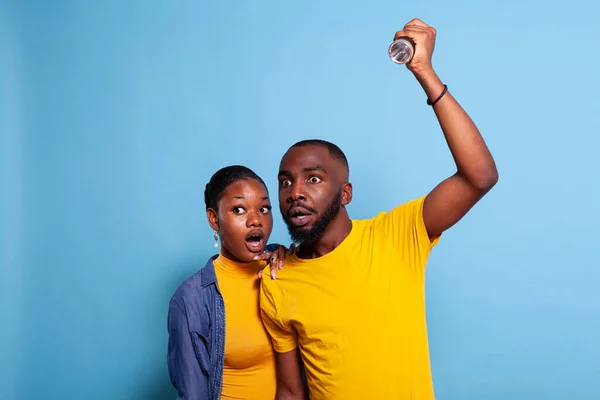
[288,182,306,203]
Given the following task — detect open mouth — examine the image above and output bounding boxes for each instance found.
[288,206,314,227]
[245,230,265,253]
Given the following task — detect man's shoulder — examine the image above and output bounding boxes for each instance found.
[361,196,427,223]
[259,266,283,294]
[389,195,427,212]
[258,259,302,306]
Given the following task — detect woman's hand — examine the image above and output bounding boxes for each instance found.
[255,244,296,279]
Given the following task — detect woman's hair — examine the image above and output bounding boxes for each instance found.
[204,165,268,211]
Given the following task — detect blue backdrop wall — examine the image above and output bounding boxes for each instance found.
[1,1,599,399]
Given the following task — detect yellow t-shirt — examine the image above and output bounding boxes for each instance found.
[214,255,277,400]
[260,196,440,399]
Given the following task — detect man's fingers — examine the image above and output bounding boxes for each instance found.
[395,26,428,38]
[395,20,435,41]
[394,29,409,41]
[394,28,419,41]
[405,18,429,28]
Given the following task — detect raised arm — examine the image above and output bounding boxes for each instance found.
[395,19,499,240]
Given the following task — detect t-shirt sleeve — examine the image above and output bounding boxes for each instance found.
[259,277,298,353]
[372,195,441,273]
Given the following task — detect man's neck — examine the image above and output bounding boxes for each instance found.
[297,209,352,259]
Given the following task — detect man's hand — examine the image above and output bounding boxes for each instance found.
[255,244,297,280]
[393,18,436,75]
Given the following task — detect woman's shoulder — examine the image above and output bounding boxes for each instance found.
[170,255,218,306]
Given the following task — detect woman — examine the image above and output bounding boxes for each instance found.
[167,165,287,400]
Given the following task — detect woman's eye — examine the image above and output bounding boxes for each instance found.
[233,207,245,214]
[260,206,272,214]
[309,176,321,184]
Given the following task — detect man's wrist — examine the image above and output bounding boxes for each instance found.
[413,67,445,102]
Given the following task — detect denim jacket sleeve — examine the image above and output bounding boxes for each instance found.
[167,297,209,400]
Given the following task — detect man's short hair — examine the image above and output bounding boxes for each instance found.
[289,139,349,173]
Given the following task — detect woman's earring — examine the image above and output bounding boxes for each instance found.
[213,231,219,249]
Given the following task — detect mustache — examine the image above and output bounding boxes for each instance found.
[287,203,318,215]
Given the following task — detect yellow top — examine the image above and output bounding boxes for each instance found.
[214,255,276,400]
[260,196,441,399]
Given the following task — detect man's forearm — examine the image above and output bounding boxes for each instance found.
[274,349,308,400]
[276,387,306,400]
[415,68,498,190]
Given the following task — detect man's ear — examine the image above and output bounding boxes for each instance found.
[341,182,353,206]
[207,208,220,232]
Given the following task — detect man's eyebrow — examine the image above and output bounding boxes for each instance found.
[278,166,328,177]
[303,166,327,174]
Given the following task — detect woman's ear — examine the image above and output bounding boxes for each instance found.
[207,208,220,232]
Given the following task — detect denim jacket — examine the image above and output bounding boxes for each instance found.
[167,245,278,400]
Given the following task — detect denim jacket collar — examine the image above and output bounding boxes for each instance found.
[200,255,218,288]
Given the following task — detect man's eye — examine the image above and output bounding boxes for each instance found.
[281,180,292,187]
[309,176,321,184]
[233,207,245,214]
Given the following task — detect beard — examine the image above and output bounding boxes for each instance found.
[283,191,342,244]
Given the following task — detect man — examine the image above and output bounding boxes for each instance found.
[260,18,498,399]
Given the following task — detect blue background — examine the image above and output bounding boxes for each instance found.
[2,1,599,399]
